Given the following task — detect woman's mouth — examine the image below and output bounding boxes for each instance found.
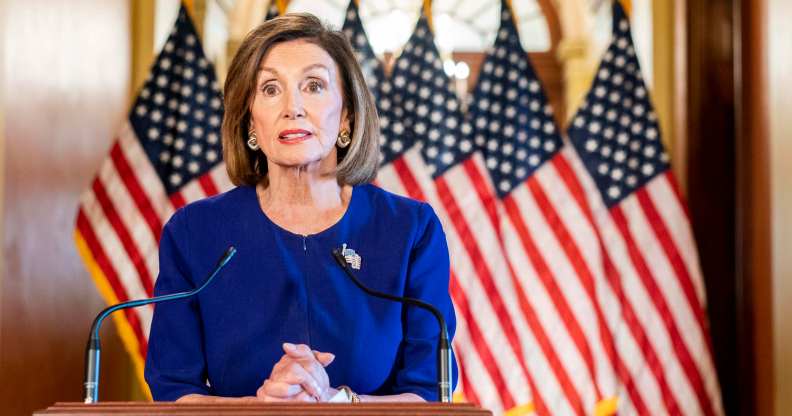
[278,129,312,144]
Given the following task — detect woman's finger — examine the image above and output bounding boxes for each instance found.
[283,342,313,359]
[293,391,318,403]
[281,345,332,389]
[270,361,323,399]
[257,379,303,399]
[313,350,336,367]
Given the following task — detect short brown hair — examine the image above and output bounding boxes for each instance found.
[222,13,380,186]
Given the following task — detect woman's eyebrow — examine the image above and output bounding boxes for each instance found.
[302,63,331,75]
[257,63,330,78]
[258,67,279,77]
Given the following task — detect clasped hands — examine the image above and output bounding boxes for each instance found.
[257,342,341,402]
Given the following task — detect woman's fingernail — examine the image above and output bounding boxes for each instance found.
[283,342,295,351]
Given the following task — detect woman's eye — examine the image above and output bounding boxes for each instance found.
[262,84,278,96]
[306,80,324,93]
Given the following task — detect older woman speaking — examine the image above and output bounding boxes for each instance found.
[143,13,458,404]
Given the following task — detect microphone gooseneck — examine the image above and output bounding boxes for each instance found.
[83,245,237,404]
[331,248,453,403]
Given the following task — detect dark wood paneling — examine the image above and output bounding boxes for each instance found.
[685,0,741,414]
[1,1,144,415]
[737,0,774,414]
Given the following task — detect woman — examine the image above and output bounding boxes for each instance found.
[144,13,458,403]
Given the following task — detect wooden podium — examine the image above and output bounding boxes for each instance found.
[35,402,492,415]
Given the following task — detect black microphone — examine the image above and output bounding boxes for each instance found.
[331,248,453,403]
[83,245,237,403]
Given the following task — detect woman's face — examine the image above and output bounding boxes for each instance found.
[249,39,349,173]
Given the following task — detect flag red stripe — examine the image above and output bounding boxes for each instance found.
[454,348,482,407]
[527,168,649,412]
[392,157,427,202]
[198,172,220,197]
[449,273,516,410]
[460,159,500,236]
[604,252,680,414]
[550,156,592,225]
[498,193,585,416]
[76,209,149,357]
[110,142,163,242]
[390,159,515,404]
[459,157,568,401]
[636,185,718,409]
[552,155,667,414]
[663,171,691,219]
[503,192,599,397]
[91,178,155,297]
[391,159,522,409]
[610,206,714,416]
[455,160,546,371]
[636,186,714,359]
[526,174,621,399]
[170,191,188,210]
[434,174,535,376]
[435,173,572,414]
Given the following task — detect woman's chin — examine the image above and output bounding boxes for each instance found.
[270,156,331,171]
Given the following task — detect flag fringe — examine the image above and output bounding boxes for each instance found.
[594,396,620,416]
[504,402,535,416]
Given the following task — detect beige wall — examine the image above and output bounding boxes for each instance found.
[1,1,144,413]
[768,0,792,412]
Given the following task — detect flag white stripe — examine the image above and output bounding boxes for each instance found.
[404,148,531,403]
[119,122,175,221]
[375,164,408,198]
[545,152,668,412]
[435,157,563,409]
[646,178,723,414]
[179,176,210,204]
[97,157,159,289]
[647,176,707,303]
[511,181,611,402]
[399,152,535,406]
[378,152,533,408]
[621,195,713,364]
[209,163,235,194]
[533,161,621,395]
[498,216,584,416]
[597,209,700,414]
[563,146,685,412]
[453,322,503,414]
[502,186,598,410]
[79,190,154,336]
[621,195,717,412]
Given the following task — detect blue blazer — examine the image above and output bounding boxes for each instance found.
[144,184,458,401]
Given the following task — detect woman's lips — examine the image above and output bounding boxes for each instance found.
[278,129,312,144]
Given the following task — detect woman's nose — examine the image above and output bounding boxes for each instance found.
[282,88,305,119]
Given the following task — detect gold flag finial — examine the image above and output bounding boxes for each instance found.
[422,0,433,31]
[620,0,633,17]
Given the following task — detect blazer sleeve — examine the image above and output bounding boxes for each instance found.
[144,209,211,401]
[390,203,459,401]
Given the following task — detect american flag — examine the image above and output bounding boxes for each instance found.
[341,1,385,104]
[74,5,231,392]
[469,2,635,414]
[360,6,540,415]
[566,2,723,415]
